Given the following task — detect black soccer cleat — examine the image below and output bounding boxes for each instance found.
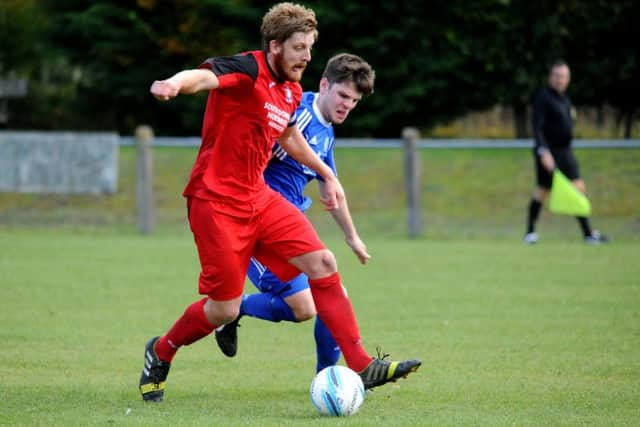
[214,316,242,357]
[358,349,421,390]
[139,336,171,402]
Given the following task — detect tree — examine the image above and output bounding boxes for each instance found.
[490,0,639,139]
[565,0,639,138]
[7,0,639,137]
[0,0,43,127]
[305,0,510,137]
[491,1,574,138]
[0,0,43,74]
[41,0,264,133]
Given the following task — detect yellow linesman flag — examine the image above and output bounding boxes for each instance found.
[549,170,591,216]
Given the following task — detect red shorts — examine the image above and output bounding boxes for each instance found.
[187,192,325,301]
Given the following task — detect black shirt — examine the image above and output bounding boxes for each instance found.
[532,86,574,152]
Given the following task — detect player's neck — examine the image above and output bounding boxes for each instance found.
[313,94,332,127]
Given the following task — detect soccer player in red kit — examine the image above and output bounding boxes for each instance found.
[139,2,421,402]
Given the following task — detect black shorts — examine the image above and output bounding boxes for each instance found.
[534,147,581,189]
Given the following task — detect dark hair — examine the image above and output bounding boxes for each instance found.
[322,53,375,95]
[549,59,569,72]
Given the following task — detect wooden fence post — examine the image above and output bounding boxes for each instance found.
[136,125,154,234]
[402,127,423,238]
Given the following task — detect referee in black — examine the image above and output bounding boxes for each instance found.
[524,60,608,244]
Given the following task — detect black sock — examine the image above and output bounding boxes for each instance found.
[527,199,542,233]
[576,216,592,237]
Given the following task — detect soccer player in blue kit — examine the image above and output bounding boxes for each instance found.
[215,53,375,373]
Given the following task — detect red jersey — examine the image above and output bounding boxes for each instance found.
[183,50,302,217]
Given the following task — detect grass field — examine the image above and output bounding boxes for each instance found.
[1,229,639,426]
[1,146,638,425]
[1,146,638,240]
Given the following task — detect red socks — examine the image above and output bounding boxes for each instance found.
[155,298,216,363]
[309,272,373,372]
[153,276,373,371]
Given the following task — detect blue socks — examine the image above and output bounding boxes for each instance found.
[240,291,341,372]
[314,316,341,372]
[240,292,296,322]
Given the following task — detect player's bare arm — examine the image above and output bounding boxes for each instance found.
[150,69,219,101]
[279,126,344,210]
[318,181,371,264]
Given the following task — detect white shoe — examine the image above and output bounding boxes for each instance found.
[523,232,539,244]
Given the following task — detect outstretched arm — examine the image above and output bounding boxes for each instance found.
[318,180,371,264]
[150,70,219,101]
[278,126,344,210]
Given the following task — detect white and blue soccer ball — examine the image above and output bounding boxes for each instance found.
[310,365,365,416]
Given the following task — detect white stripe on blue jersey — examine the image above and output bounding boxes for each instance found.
[273,144,287,160]
[297,109,313,132]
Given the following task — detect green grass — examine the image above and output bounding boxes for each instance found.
[1,230,639,426]
[0,145,638,424]
[303,147,640,240]
[1,146,638,240]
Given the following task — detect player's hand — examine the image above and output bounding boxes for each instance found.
[346,235,371,265]
[320,176,345,211]
[541,151,555,172]
[150,79,180,101]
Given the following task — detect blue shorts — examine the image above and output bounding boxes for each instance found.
[247,257,310,298]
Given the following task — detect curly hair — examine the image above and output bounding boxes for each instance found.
[261,3,318,49]
[322,53,375,95]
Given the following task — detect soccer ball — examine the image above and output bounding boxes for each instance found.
[310,366,365,416]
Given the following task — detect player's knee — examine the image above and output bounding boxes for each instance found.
[535,188,549,203]
[204,299,239,325]
[219,306,240,324]
[305,250,337,278]
[291,303,316,322]
[320,250,337,273]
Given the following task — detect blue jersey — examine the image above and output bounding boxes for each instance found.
[264,92,337,212]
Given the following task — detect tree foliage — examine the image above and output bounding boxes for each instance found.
[3,0,639,137]
[36,0,264,133]
[563,0,640,137]
[0,0,43,74]
[304,0,511,136]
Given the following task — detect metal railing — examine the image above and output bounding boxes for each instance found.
[118,136,640,149]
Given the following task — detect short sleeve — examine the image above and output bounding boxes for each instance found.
[199,53,258,89]
[288,110,297,127]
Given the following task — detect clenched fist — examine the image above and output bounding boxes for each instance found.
[150,79,180,101]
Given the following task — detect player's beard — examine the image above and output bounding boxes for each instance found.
[273,53,306,82]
